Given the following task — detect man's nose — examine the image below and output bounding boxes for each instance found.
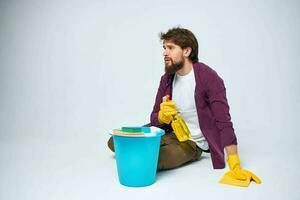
[163,49,168,56]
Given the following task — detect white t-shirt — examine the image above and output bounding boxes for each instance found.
[172,67,209,151]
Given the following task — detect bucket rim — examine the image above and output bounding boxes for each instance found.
[109,126,165,138]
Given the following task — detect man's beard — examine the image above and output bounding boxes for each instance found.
[164,59,185,75]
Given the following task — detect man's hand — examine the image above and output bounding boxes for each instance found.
[219,154,262,187]
[158,101,177,124]
[171,114,191,142]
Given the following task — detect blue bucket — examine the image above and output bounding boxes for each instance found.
[111,126,165,187]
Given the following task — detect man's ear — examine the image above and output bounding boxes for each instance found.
[183,47,192,57]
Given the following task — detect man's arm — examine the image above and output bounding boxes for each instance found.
[150,76,165,126]
[205,69,237,148]
[205,72,262,187]
[225,144,238,155]
[205,71,239,156]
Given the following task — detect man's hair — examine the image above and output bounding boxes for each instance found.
[159,27,199,63]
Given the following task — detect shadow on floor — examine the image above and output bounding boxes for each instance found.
[156,154,210,179]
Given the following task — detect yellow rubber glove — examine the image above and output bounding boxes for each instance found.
[219,154,262,187]
[171,114,192,142]
[158,101,177,124]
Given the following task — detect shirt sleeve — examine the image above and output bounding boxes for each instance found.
[150,76,165,126]
[205,70,238,148]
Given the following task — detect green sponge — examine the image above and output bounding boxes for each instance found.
[121,126,150,133]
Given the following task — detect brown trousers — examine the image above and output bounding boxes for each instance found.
[107,131,203,170]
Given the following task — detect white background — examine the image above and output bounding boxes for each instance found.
[0,0,299,199]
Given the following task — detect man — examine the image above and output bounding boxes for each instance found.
[108,27,261,187]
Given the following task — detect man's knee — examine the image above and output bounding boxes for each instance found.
[107,136,115,152]
[157,141,202,170]
[157,144,189,170]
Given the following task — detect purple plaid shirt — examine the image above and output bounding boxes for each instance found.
[150,62,238,169]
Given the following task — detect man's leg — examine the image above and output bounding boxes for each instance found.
[107,136,114,152]
[157,132,202,170]
[106,132,202,170]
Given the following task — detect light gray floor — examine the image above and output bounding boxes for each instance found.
[1,132,299,200]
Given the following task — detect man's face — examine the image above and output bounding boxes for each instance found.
[163,40,185,74]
